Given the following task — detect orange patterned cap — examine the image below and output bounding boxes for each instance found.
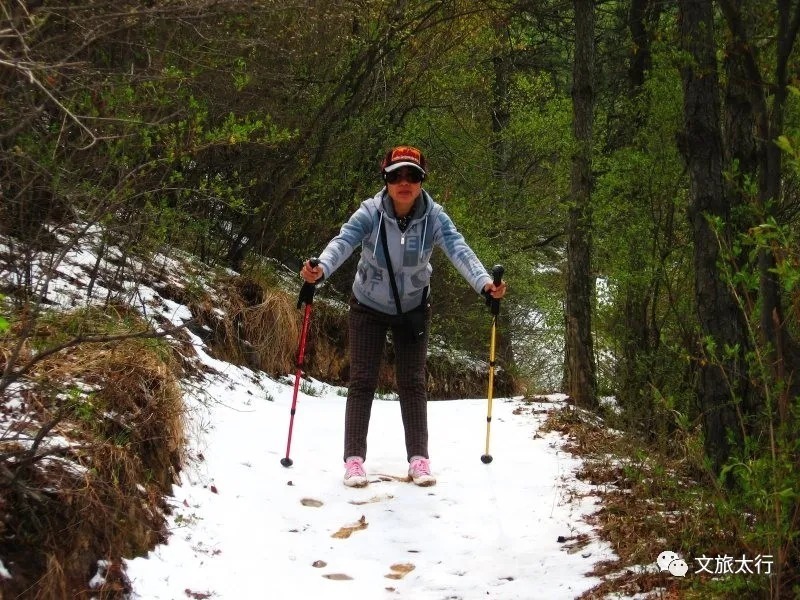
[381,146,426,174]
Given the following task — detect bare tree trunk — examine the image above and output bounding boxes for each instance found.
[678,0,748,471]
[489,19,518,375]
[719,0,800,421]
[564,0,597,409]
[616,0,661,426]
[758,0,800,416]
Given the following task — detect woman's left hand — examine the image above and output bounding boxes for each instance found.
[483,280,507,299]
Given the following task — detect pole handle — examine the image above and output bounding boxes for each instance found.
[297,257,320,309]
[492,264,504,286]
[483,264,504,316]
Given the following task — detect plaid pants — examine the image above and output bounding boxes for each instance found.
[344,297,430,462]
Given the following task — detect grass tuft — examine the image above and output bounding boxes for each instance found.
[0,306,184,598]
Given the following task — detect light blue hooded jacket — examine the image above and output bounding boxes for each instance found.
[317,188,492,315]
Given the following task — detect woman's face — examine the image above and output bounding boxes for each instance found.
[385,167,423,210]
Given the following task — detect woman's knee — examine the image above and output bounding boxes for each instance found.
[396,372,426,395]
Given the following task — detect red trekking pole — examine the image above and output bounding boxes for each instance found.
[280,258,320,468]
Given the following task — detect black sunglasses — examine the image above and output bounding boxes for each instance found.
[385,169,424,184]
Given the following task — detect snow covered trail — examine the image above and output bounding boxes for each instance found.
[125,342,614,600]
[0,233,614,598]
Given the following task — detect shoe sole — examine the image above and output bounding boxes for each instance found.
[410,477,436,487]
[343,478,368,488]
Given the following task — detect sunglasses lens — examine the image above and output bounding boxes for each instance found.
[386,169,423,184]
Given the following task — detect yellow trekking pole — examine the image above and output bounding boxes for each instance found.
[481,264,504,464]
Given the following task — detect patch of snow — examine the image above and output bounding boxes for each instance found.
[0,559,12,579]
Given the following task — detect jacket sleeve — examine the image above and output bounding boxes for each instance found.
[434,210,492,294]
[317,202,373,279]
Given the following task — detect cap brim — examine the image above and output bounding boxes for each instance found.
[384,161,425,174]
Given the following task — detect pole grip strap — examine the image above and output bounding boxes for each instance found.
[297,257,320,309]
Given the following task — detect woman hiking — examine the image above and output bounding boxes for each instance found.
[300,146,507,487]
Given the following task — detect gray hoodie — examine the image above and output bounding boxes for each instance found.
[317,188,492,315]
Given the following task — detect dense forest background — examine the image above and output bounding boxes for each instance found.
[2,0,800,597]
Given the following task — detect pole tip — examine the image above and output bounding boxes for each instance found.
[480,454,493,464]
[280,457,294,467]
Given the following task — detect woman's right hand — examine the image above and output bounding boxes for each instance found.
[300,260,323,283]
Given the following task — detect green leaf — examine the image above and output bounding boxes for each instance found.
[775,135,794,154]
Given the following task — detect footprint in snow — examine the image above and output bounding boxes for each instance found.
[348,493,394,505]
[372,473,412,483]
[322,573,353,580]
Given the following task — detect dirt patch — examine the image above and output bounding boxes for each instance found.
[540,404,735,599]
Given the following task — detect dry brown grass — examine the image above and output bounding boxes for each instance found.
[36,555,68,600]
[539,404,746,600]
[189,275,302,376]
[305,300,350,383]
[241,289,300,375]
[0,307,184,599]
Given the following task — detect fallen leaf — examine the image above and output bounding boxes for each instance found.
[331,515,368,539]
[301,498,323,507]
[323,573,353,580]
[385,563,415,580]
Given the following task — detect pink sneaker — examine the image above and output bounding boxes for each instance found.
[408,456,436,486]
[343,456,368,487]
